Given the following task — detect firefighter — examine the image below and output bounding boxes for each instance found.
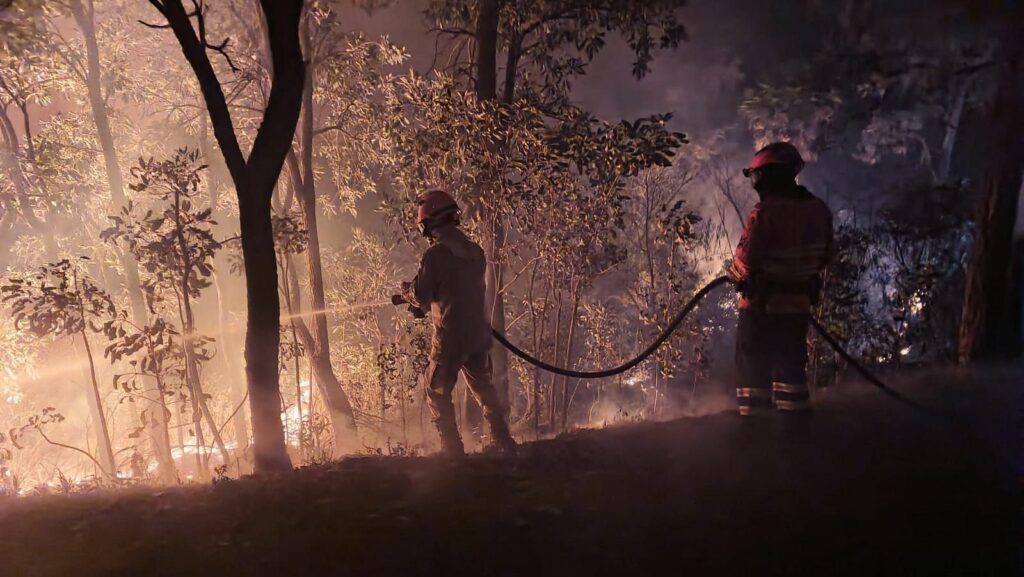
[728,142,834,416]
[400,190,517,456]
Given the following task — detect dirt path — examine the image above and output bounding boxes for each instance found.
[1,369,1021,576]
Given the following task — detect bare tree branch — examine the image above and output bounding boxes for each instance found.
[143,0,246,184]
[32,427,110,476]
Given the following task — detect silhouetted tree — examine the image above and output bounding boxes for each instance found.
[959,6,1024,362]
[1,259,118,476]
[144,0,306,472]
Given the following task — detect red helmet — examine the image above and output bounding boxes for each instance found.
[416,189,460,231]
[743,142,805,177]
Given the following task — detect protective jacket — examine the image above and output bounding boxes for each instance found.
[406,225,493,358]
[730,186,834,313]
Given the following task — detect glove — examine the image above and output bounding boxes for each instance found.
[726,262,748,294]
[726,264,742,284]
[396,281,426,318]
[400,280,417,305]
[392,293,425,319]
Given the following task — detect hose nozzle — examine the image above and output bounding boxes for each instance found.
[391,293,425,319]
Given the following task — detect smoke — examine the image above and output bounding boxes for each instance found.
[1,0,1014,495]
[583,381,734,429]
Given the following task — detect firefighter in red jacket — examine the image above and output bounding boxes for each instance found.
[728,142,834,416]
[401,190,517,456]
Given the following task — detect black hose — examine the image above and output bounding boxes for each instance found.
[491,276,732,379]
[808,317,936,414]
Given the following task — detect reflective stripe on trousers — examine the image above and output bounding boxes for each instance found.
[736,386,772,416]
[773,381,811,412]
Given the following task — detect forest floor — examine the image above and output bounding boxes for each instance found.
[1,366,1021,577]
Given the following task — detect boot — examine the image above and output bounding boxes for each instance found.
[483,414,517,456]
[436,418,465,458]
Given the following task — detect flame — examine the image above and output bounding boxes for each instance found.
[909,293,925,316]
[170,441,240,460]
[282,379,313,447]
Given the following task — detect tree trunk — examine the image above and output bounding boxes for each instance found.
[959,22,1024,362]
[80,328,115,476]
[281,257,305,461]
[70,0,149,327]
[278,255,297,431]
[181,302,231,468]
[484,220,509,403]
[238,194,292,470]
[183,344,211,478]
[549,285,563,430]
[474,0,511,413]
[283,249,357,456]
[502,33,521,105]
[524,260,541,434]
[200,115,251,473]
[533,267,553,435]
[937,78,970,184]
[71,0,122,203]
[560,280,581,432]
[212,267,251,469]
[288,26,360,453]
[474,0,500,102]
[150,374,177,482]
[0,108,58,258]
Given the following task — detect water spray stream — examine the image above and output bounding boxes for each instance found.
[278,299,393,323]
[183,300,395,343]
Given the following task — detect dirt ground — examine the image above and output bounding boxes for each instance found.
[1,366,1021,577]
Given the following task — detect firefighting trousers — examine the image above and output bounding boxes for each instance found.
[424,349,514,452]
[735,309,812,415]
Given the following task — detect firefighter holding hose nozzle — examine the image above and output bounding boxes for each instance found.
[394,190,517,457]
[729,142,834,417]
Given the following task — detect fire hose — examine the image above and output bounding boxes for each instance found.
[393,276,933,414]
[490,276,731,379]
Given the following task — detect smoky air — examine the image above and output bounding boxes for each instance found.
[0,1,1020,575]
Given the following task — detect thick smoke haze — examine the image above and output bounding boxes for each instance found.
[0,0,1019,494]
